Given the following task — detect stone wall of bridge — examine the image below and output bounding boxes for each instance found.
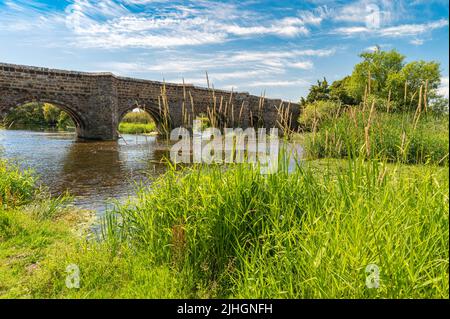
[0,62,299,140]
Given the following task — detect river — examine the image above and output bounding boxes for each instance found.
[1,129,303,214]
[0,129,169,212]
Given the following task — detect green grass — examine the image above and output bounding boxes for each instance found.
[2,156,446,298]
[0,160,93,297]
[118,122,157,134]
[305,110,449,165]
[121,111,154,124]
[117,111,157,134]
[0,160,36,208]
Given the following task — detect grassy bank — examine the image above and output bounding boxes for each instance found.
[118,111,157,135]
[118,122,156,135]
[1,157,448,298]
[304,109,449,165]
[0,160,93,297]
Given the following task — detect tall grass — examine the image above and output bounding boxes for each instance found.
[1,153,448,298]
[92,156,448,298]
[0,160,36,208]
[305,109,449,165]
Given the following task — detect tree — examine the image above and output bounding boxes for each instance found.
[329,76,357,105]
[346,49,405,103]
[301,78,330,106]
[386,60,441,111]
[429,96,449,114]
[42,103,61,127]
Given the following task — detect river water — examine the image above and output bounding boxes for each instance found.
[1,129,303,214]
[0,129,169,212]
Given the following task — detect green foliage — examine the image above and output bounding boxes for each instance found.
[300,78,330,106]
[118,111,157,134]
[15,158,447,298]
[121,111,154,124]
[0,154,448,298]
[346,49,405,101]
[299,49,443,114]
[299,100,342,131]
[386,60,441,111]
[429,96,449,114]
[3,102,74,129]
[42,104,60,126]
[4,103,46,127]
[305,109,449,165]
[329,76,357,105]
[56,111,73,129]
[118,122,156,134]
[0,160,36,208]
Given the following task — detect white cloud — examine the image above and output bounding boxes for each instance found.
[60,0,317,49]
[335,19,448,37]
[438,77,449,98]
[333,0,406,27]
[290,61,314,69]
[410,38,424,45]
[245,79,310,87]
[298,6,329,25]
[379,19,448,37]
[101,48,333,75]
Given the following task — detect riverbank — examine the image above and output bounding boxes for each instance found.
[1,156,448,298]
[0,159,95,297]
[118,122,157,135]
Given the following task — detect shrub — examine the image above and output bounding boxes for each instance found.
[298,100,342,131]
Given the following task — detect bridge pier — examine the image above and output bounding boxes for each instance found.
[77,76,119,141]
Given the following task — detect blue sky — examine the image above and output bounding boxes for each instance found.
[0,0,448,101]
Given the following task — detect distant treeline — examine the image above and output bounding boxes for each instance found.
[2,102,74,129]
[298,48,448,131]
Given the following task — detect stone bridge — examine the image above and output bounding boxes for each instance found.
[0,62,299,140]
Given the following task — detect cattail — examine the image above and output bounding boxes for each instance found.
[231,102,235,127]
[387,89,391,113]
[404,80,408,109]
[424,79,428,113]
[189,91,195,117]
[363,84,368,112]
[414,85,423,125]
[238,102,244,125]
[364,101,375,157]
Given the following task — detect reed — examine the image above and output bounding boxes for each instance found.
[305,107,449,165]
[80,155,449,298]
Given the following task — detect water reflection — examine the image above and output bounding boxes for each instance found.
[0,129,169,212]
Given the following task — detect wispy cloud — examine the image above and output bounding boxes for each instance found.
[410,38,424,45]
[100,48,334,75]
[60,0,322,49]
[290,61,314,69]
[335,18,448,37]
[245,79,310,87]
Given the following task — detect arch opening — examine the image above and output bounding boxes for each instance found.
[118,107,158,135]
[1,100,85,135]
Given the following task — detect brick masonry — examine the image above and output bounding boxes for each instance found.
[0,62,299,140]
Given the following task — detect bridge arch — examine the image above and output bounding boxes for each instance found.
[3,98,86,134]
[118,101,169,134]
